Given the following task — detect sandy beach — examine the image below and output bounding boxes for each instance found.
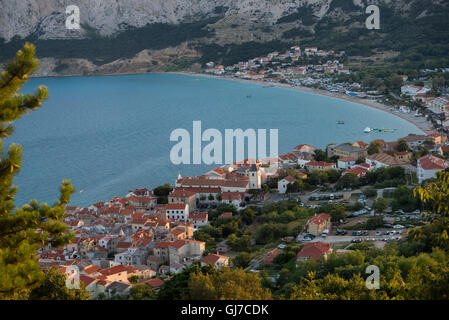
[173,71,433,135]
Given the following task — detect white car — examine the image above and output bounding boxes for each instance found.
[393,225,404,229]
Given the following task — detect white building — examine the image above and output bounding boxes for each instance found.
[278,176,296,194]
[401,85,431,97]
[337,156,357,169]
[428,96,449,115]
[166,203,189,222]
[417,155,448,183]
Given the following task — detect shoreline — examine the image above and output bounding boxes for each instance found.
[171,71,432,135]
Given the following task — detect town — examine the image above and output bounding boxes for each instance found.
[39,127,449,299]
[203,45,449,136]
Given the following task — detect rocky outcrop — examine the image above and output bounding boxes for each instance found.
[0,0,349,42]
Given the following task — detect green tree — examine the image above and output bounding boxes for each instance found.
[241,207,255,225]
[313,149,329,162]
[365,216,385,230]
[367,141,382,155]
[0,43,75,300]
[153,183,172,204]
[397,139,409,152]
[128,284,156,300]
[373,197,388,213]
[129,275,140,284]
[233,252,251,268]
[189,267,271,299]
[28,268,90,300]
[415,171,449,217]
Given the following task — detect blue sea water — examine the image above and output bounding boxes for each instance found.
[9,73,422,206]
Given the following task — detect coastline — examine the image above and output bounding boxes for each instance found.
[171,71,432,135]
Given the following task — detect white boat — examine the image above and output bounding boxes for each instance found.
[364,127,372,133]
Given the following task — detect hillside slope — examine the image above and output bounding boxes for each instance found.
[0,0,448,76]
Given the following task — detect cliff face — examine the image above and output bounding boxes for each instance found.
[0,0,338,42]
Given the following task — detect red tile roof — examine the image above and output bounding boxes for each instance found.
[99,264,127,276]
[83,265,101,275]
[166,203,187,210]
[297,242,332,261]
[309,213,331,225]
[201,253,227,265]
[339,156,357,162]
[141,278,164,288]
[79,275,96,287]
[343,167,368,177]
[418,155,448,170]
[219,212,233,218]
[307,161,336,167]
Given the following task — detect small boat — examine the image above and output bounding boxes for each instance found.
[80,189,84,193]
[337,120,345,124]
[246,94,252,98]
[364,127,372,133]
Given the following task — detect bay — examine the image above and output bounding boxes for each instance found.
[9,73,422,206]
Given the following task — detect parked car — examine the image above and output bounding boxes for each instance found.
[352,231,357,236]
[375,231,381,236]
[393,224,405,229]
[412,210,420,215]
